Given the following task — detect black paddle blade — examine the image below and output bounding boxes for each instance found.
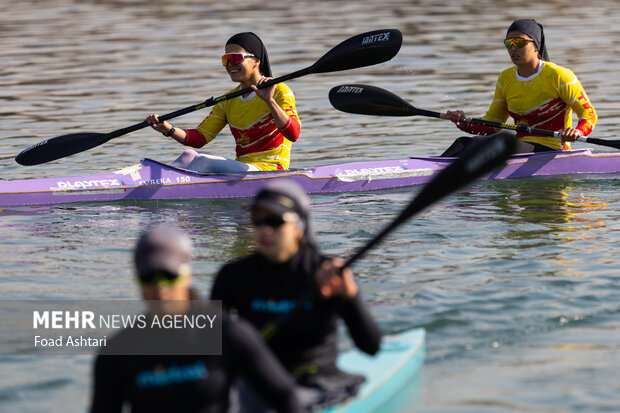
[329,83,414,116]
[312,29,402,74]
[15,133,110,166]
[344,131,516,268]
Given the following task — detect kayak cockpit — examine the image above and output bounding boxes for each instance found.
[132,158,314,177]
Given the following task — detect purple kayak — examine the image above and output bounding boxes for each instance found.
[1,149,620,207]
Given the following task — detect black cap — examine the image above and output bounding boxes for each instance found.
[251,180,310,219]
[134,224,192,278]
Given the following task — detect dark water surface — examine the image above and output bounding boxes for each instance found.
[1,1,620,412]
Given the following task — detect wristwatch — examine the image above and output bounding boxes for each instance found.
[163,125,176,137]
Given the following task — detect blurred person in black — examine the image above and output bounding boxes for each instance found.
[211,181,382,411]
[90,224,300,413]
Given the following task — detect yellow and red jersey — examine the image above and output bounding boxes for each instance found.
[184,82,300,171]
[482,61,597,150]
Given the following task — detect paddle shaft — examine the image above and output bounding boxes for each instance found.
[101,68,312,142]
[344,215,406,269]
[412,106,567,138]
[435,110,618,149]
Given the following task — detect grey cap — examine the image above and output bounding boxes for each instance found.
[252,180,311,219]
[134,224,192,277]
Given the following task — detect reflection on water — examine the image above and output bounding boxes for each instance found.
[0,199,257,300]
[442,178,612,278]
[491,178,608,237]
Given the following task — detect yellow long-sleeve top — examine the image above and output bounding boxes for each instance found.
[462,61,597,150]
[183,82,300,171]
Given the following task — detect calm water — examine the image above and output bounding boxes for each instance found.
[2,0,620,412]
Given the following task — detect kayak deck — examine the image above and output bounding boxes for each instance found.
[1,149,620,206]
[326,328,425,413]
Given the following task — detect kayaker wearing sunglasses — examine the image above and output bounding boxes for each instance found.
[441,18,597,156]
[90,224,301,413]
[145,32,300,173]
[210,180,382,411]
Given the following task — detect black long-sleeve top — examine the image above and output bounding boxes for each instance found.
[210,248,382,379]
[90,315,300,413]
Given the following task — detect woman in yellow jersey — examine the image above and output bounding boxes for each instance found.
[441,19,597,157]
[145,32,301,172]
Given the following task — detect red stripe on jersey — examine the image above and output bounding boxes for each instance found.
[279,116,300,142]
[509,97,566,137]
[576,118,594,136]
[230,113,289,157]
[183,129,208,148]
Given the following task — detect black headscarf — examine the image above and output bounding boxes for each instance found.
[226,32,272,77]
[507,19,549,61]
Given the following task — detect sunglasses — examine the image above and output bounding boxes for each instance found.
[221,52,256,66]
[251,214,287,228]
[139,270,181,287]
[504,37,533,49]
[251,211,300,229]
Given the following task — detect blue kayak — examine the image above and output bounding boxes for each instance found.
[325,328,426,412]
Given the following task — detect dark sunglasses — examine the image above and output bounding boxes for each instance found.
[139,270,180,286]
[251,214,287,228]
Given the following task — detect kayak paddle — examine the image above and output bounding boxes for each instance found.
[260,130,516,340]
[328,83,620,150]
[15,29,402,166]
